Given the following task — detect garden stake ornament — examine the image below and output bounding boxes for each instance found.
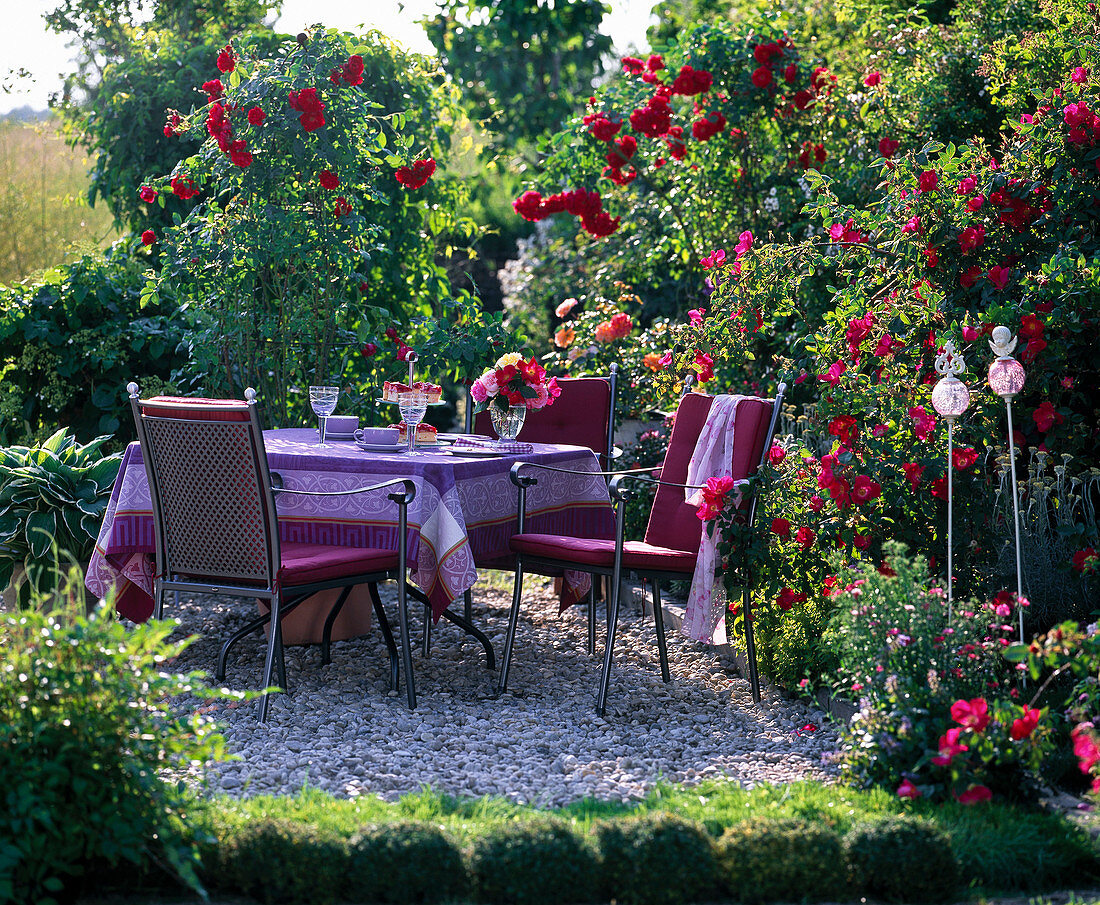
[987,325,1027,644]
[931,340,970,623]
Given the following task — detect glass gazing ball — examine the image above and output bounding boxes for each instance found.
[931,375,970,419]
[988,358,1026,398]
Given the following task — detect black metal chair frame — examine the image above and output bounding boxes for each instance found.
[128,382,418,721]
[498,384,786,714]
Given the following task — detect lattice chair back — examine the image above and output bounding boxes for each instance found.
[643,392,776,554]
[128,384,280,588]
[471,365,619,464]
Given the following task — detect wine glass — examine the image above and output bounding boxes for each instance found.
[309,385,340,447]
[397,391,429,455]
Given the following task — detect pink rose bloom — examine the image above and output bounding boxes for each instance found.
[688,308,706,326]
[1072,66,1088,84]
[956,785,992,805]
[470,379,489,405]
[555,298,579,318]
[528,383,550,410]
[897,779,922,799]
[951,697,991,732]
[734,230,754,258]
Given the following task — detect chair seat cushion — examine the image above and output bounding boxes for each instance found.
[509,534,697,574]
[279,542,398,587]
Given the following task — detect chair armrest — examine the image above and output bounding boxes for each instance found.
[508,460,662,488]
[609,472,740,503]
[273,477,416,505]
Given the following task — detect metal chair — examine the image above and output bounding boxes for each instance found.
[127,383,417,721]
[498,385,786,714]
[467,365,620,468]
[457,367,619,653]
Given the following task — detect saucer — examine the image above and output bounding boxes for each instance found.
[355,441,405,452]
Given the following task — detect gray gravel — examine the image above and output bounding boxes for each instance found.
[165,579,837,805]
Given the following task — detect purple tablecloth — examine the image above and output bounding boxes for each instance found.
[86,429,614,622]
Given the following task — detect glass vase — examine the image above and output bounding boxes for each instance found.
[490,403,527,440]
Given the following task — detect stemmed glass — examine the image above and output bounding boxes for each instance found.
[309,385,340,447]
[397,391,429,455]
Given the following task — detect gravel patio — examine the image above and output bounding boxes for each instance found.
[166,577,837,805]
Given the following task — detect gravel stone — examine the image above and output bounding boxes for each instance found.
[162,578,838,804]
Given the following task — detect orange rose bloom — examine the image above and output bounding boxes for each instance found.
[554,326,576,348]
[643,352,662,372]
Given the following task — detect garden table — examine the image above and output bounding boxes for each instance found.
[85,429,614,637]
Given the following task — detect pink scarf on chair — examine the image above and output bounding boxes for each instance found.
[682,395,747,645]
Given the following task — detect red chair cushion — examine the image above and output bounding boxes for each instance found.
[510,533,697,574]
[278,542,398,587]
[643,393,713,553]
[473,377,611,455]
[643,394,773,553]
[142,396,251,422]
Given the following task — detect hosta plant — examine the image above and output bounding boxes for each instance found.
[0,430,121,597]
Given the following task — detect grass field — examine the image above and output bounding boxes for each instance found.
[0,114,120,285]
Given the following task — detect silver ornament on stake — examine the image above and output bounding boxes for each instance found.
[987,325,1027,643]
[931,340,970,623]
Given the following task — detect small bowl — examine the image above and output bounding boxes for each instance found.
[327,415,359,434]
[354,426,400,446]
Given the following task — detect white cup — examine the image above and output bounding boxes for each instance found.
[354,426,400,445]
[327,415,359,434]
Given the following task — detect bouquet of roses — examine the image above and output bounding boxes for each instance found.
[470,353,561,413]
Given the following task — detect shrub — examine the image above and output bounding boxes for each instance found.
[0,588,230,905]
[843,816,960,903]
[467,818,597,905]
[218,818,347,905]
[147,27,475,426]
[716,817,845,904]
[823,544,1052,802]
[593,812,719,905]
[0,243,187,446]
[345,820,466,904]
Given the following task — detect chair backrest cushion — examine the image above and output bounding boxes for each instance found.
[643,393,773,553]
[473,377,612,457]
[142,396,251,421]
[135,398,276,584]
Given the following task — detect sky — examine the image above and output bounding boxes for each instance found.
[0,0,656,114]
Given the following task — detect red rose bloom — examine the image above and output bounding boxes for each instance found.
[202,78,225,101]
[138,185,157,203]
[247,106,266,125]
[1010,706,1041,741]
[288,87,326,132]
[228,139,252,168]
[341,54,364,86]
[216,45,236,73]
[141,229,156,246]
[1072,547,1099,573]
[771,518,791,538]
[952,447,979,470]
[751,66,773,89]
[1032,400,1063,432]
[395,158,437,189]
[879,137,900,158]
[171,174,199,199]
[917,170,938,193]
[318,169,340,190]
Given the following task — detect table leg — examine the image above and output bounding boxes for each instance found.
[407,586,496,671]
